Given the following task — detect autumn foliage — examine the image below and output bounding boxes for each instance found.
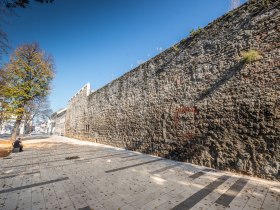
[0,43,54,140]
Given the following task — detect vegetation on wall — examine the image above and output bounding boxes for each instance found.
[190,27,202,37]
[241,50,262,63]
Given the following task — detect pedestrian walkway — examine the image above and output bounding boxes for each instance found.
[0,136,279,210]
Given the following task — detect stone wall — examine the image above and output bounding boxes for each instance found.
[65,0,280,180]
[66,83,90,137]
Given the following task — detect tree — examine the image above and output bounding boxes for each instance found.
[0,96,11,128]
[0,43,54,140]
[3,0,54,8]
[23,96,52,133]
[0,0,11,61]
[0,69,13,128]
[0,0,55,61]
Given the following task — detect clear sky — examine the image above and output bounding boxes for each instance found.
[3,0,247,112]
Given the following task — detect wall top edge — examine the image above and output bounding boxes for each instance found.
[69,0,277,100]
[68,83,91,102]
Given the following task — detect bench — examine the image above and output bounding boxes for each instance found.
[12,147,20,153]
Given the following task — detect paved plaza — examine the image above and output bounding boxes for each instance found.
[0,136,279,210]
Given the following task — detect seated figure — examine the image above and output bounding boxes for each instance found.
[13,137,23,152]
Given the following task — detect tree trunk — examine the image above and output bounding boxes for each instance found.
[11,115,23,141]
[23,120,30,134]
[0,111,4,130]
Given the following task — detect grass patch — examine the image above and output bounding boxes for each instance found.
[172,44,179,52]
[0,140,12,157]
[241,50,262,63]
[190,27,202,37]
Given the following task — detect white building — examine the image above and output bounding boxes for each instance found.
[48,108,67,136]
[0,117,25,135]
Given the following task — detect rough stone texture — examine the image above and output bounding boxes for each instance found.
[65,83,90,136]
[66,0,280,180]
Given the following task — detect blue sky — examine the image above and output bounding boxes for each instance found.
[4,0,247,112]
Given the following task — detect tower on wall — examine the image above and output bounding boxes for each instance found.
[65,83,91,137]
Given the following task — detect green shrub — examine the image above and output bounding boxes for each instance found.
[190,27,202,37]
[241,50,262,63]
[172,45,179,52]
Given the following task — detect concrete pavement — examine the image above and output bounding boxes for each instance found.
[0,135,279,210]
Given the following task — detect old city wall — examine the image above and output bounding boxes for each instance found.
[66,0,280,180]
[66,84,90,137]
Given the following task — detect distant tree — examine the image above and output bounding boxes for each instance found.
[0,43,54,140]
[23,96,52,133]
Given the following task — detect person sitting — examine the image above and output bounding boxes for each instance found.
[13,137,23,152]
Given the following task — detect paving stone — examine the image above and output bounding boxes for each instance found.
[3,191,20,210]
[1,136,279,210]
[141,193,174,209]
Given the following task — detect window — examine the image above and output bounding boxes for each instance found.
[85,124,90,132]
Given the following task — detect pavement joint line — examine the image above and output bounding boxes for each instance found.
[39,161,90,170]
[105,158,164,173]
[0,177,69,194]
[19,153,117,171]
[3,157,79,168]
[11,148,104,159]
[171,175,231,210]
[3,150,114,168]
[215,178,249,207]
[0,171,40,179]
[78,206,91,210]
[123,155,150,162]
[74,152,129,162]
[121,154,139,158]
[10,149,100,160]
[188,168,216,180]
[117,153,137,158]
[10,163,73,173]
[150,163,182,174]
[189,171,205,179]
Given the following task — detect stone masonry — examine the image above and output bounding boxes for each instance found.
[65,0,280,180]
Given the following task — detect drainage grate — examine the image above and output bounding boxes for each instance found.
[65,156,80,160]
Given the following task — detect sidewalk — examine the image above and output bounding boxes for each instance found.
[0,135,279,210]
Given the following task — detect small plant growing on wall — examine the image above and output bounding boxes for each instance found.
[172,44,179,52]
[241,50,262,63]
[190,27,202,37]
